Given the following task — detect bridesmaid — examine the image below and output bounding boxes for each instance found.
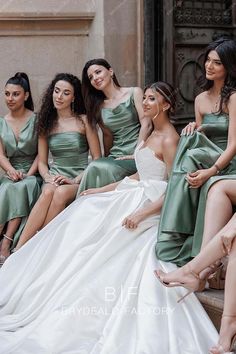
[157,38,236,266]
[78,58,152,192]
[14,73,101,250]
[0,72,41,265]
[0,83,218,354]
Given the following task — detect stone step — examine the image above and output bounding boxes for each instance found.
[196,289,224,331]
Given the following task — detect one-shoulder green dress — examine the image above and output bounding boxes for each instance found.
[78,91,140,192]
[156,113,236,266]
[0,115,42,239]
[47,132,89,178]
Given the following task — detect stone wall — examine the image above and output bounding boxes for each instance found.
[0,0,143,115]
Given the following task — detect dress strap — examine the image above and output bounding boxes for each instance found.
[128,87,135,105]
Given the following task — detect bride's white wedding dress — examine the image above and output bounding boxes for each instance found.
[0,142,218,354]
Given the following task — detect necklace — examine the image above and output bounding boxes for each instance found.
[211,94,221,113]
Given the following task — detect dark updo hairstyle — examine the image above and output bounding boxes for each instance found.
[198,38,236,113]
[144,81,176,114]
[5,72,34,111]
[37,73,85,136]
[82,58,120,127]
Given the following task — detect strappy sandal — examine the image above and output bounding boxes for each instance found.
[209,315,236,353]
[154,266,205,303]
[0,234,13,266]
[207,260,226,290]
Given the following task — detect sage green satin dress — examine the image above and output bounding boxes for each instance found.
[156,113,236,266]
[78,91,140,192]
[48,132,89,178]
[0,115,42,241]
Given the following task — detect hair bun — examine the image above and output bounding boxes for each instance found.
[14,72,29,81]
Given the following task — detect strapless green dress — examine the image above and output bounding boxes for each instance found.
[48,131,89,178]
[78,91,140,192]
[156,113,236,266]
[0,115,42,241]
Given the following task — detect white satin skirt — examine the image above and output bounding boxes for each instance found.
[0,179,218,353]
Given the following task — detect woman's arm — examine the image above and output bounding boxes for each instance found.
[99,123,113,157]
[80,172,140,196]
[80,182,120,195]
[82,115,101,160]
[187,93,236,188]
[181,94,204,135]
[122,195,165,229]
[0,139,22,181]
[123,136,179,229]
[212,93,236,170]
[162,135,180,176]
[26,156,39,176]
[219,212,236,254]
[133,87,153,142]
[38,135,55,183]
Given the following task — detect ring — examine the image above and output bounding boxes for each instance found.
[84,192,87,195]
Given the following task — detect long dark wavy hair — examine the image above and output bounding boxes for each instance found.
[198,38,236,113]
[144,81,176,114]
[37,73,85,136]
[5,72,34,111]
[82,58,120,127]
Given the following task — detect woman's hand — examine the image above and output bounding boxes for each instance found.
[181,122,196,136]
[115,155,134,161]
[122,210,145,230]
[43,173,58,185]
[6,168,23,181]
[53,175,75,185]
[186,169,212,188]
[219,214,236,255]
[80,187,106,196]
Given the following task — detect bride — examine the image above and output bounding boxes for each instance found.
[0,82,217,354]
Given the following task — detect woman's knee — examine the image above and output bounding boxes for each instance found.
[209,181,236,203]
[52,186,74,206]
[40,185,56,201]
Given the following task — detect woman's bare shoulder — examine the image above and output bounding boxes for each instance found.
[195,91,208,102]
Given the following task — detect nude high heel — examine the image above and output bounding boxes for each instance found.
[154,266,205,303]
[230,334,236,353]
[209,315,236,354]
[0,234,13,266]
[209,335,236,353]
[207,261,226,290]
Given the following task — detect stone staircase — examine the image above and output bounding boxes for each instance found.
[196,289,224,331]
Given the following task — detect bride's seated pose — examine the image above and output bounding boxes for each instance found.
[0,82,218,353]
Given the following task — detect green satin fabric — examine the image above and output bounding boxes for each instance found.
[156,113,236,266]
[78,91,140,192]
[0,114,42,227]
[0,115,38,171]
[102,92,140,158]
[48,131,89,178]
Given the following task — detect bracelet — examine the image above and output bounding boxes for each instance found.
[213,163,221,175]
